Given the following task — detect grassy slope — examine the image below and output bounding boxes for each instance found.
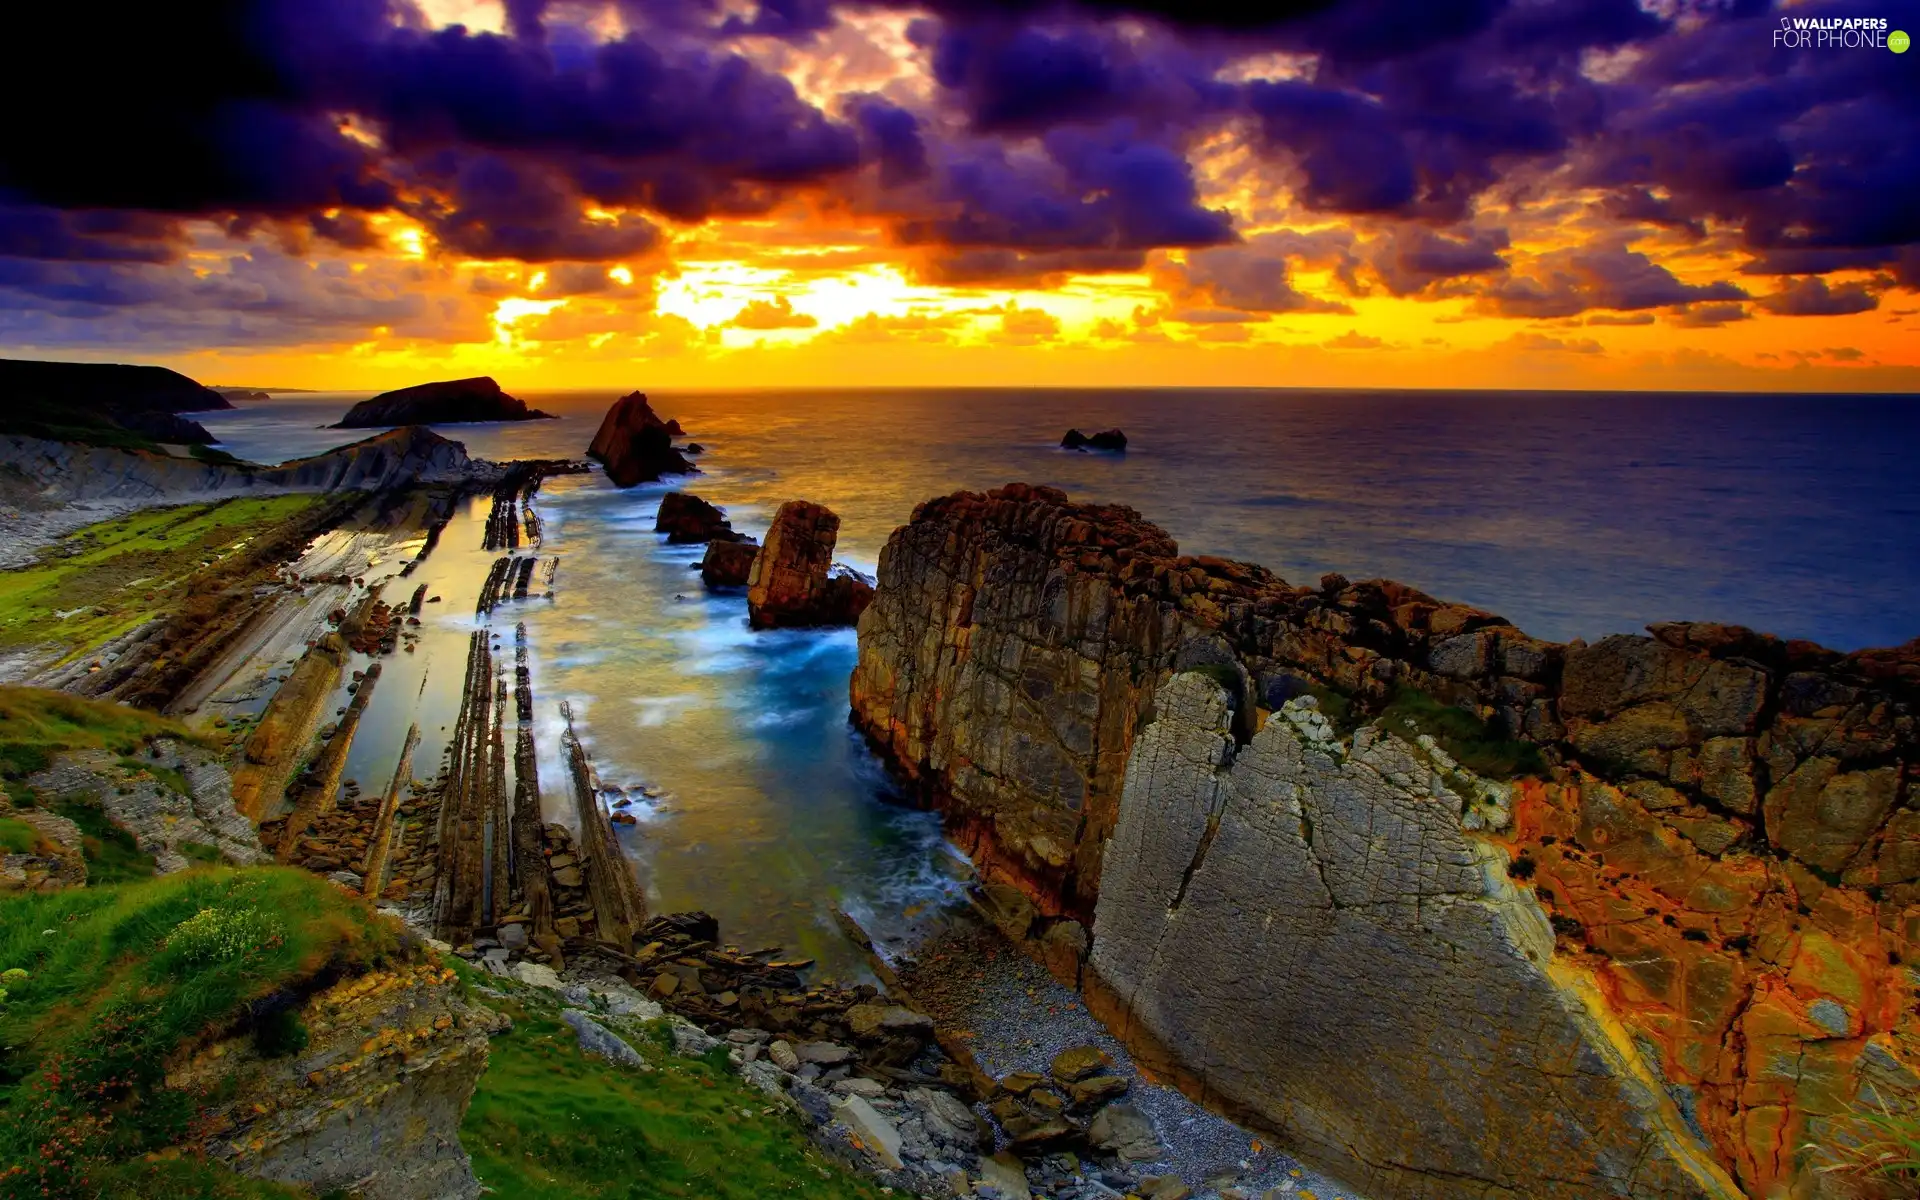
[463,984,892,1200]
[0,496,324,659]
[0,867,403,1199]
[0,686,208,879]
[1376,685,1547,780]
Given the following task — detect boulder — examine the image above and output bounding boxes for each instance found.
[1061,428,1127,452]
[654,491,742,544]
[586,391,696,488]
[562,1009,650,1070]
[332,377,554,428]
[745,501,873,629]
[836,1096,905,1170]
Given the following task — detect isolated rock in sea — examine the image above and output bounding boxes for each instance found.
[1091,673,1740,1199]
[1061,428,1127,452]
[655,491,744,544]
[849,481,1920,1199]
[746,500,873,629]
[586,391,696,488]
[701,537,759,588]
[332,376,554,428]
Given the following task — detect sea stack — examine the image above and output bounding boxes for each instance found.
[332,377,554,428]
[1061,428,1127,452]
[586,391,696,488]
[654,492,744,544]
[745,501,872,628]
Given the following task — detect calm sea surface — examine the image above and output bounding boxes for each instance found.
[197,388,1920,973]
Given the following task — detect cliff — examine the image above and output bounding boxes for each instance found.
[850,482,1920,1198]
[332,377,553,428]
[586,391,695,488]
[1,425,501,504]
[0,357,229,413]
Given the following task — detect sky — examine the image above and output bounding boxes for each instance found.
[0,0,1916,392]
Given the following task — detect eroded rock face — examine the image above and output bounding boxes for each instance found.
[28,740,265,872]
[1090,675,1742,1200]
[175,960,503,1200]
[746,500,872,629]
[851,482,1920,1198]
[586,391,695,488]
[701,537,759,588]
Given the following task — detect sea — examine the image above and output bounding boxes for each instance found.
[196,387,1920,976]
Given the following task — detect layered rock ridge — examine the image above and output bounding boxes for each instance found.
[1091,673,1740,1199]
[849,482,1919,1198]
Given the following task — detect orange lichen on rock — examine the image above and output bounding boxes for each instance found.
[1502,776,1919,1196]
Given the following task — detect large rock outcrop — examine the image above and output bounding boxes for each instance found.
[0,425,499,503]
[850,482,1920,1198]
[0,357,229,414]
[586,391,695,488]
[1091,673,1741,1200]
[655,491,744,544]
[332,377,553,428]
[173,959,504,1199]
[701,537,759,588]
[746,501,873,629]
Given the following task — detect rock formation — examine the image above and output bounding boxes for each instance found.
[701,538,759,588]
[586,391,696,488]
[655,491,744,544]
[1092,673,1739,1199]
[850,482,1920,1199]
[0,356,230,414]
[1060,428,1127,452]
[332,377,554,428]
[746,501,873,629]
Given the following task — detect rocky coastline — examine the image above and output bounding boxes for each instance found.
[850,481,1919,1200]
[331,376,555,428]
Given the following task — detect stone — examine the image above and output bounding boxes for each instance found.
[551,865,584,888]
[768,1040,801,1071]
[833,1077,888,1098]
[511,961,562,990]
[1087,1102,1160,1162]
[976,1151,1033,1200]
[655,491,743,544]
[1067,1074,1130,1107]
[836,1095,905,1170]
[908,1087,979,1143]
[1765,763,1899,873]
[562,1009,650,1071]
[700,537,759,588]
[797,1041,856,1066]
[1138,1177,1191,1200]
[586,391,696,488]
[670,1021,721,1057]
[1049,1044,1113,1084]
[746,500,873,629]
[848,1003,935,1039]
[498,923,528,950]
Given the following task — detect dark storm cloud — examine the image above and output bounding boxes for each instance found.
[1476,244,1746,318]
[1366,226,1510,297]
[1755,277,1879,317]
[0,204,184,264]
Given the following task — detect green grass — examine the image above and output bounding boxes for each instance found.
[0,686,201,817]
[0,817,45,855]
[0,496,325,658]
[117,756,193,799]
[0,866,406,1198]
[187,444,247,467]
[1377,686,1547,780]
[0,400,163,454]
[463,991,891,1200]
[178,842,223,867]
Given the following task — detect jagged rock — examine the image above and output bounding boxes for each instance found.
[976,1151,1034,1199]
[1087,1102,1160,1162]
[768,1039,801,1071]
[563,1009,651,1071]
[797,1040,856,1066]
[746,500,872,629]
[1049,1045,1112,1084]
[586,391,696,488]
[1088,676,1741,1200]
[332,377,554,428]
[700,537,759,588]
[655,491,744,544]
[511,961,563,990]
[670,1021,723,1057]
[1060,428,1127,452]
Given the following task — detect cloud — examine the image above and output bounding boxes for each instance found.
[1162,234,1354,314]
[1584,312,1655,326]
[1755,277,1879,317]
[997,302,1062,339]
[729,295,819,329]
[1475,244,1746,319]
[1365,225,1509,296]
[1502,332,1604,354]
[1323,331,1383,350]
[1669,302,1749,328]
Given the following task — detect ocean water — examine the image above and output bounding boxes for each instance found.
[196,387,1920,972]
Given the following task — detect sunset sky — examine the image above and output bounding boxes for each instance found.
[1,0,1915,391]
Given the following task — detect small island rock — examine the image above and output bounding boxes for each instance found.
[1061,427,1127,452]
[587,391,697,488]
[701,538,759,588]
[332,377,554,428]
